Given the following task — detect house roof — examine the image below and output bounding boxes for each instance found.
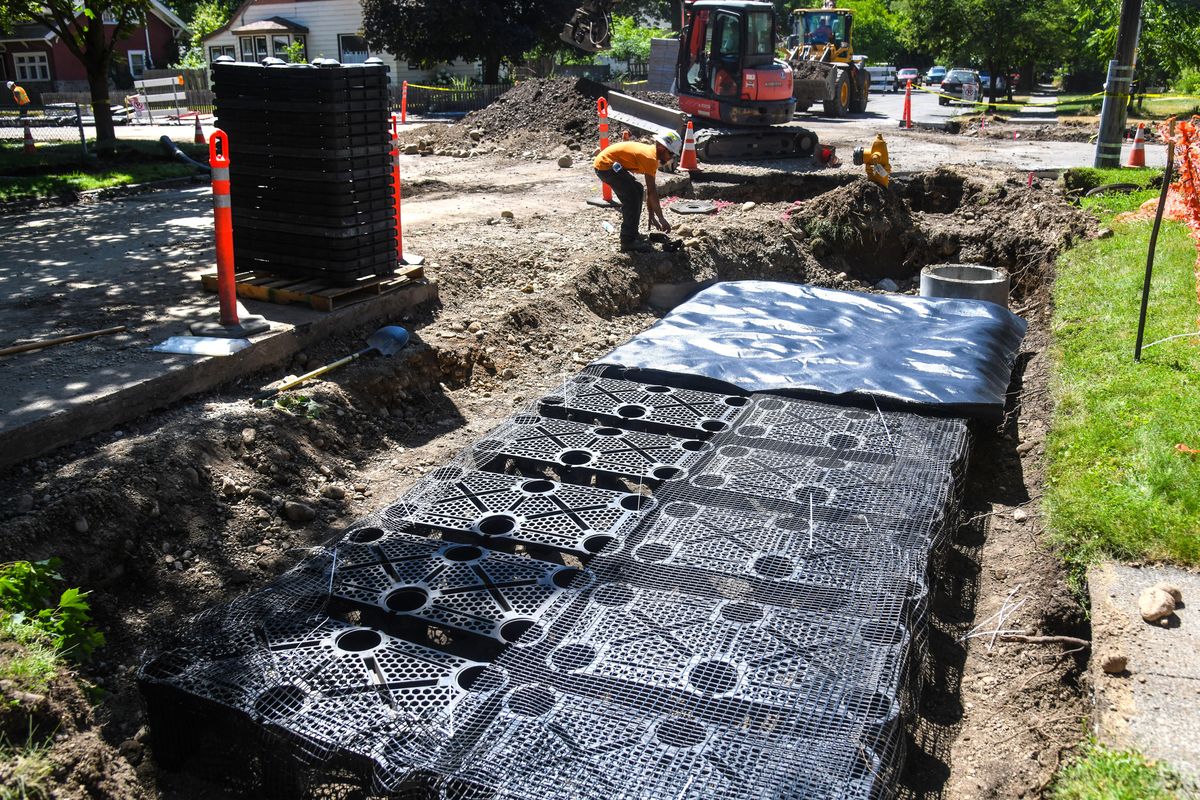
[0,22,54,43]
[231,16,308,35]
[0,0,187,44]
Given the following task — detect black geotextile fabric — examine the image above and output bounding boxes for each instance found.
[595,280,1027,419]
[139,372,971,800]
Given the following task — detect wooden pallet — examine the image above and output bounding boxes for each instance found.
[200,266,425,313]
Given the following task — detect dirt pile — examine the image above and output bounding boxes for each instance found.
[957,116,1099,143]
[792,61,833,82]
[399,78,609,158]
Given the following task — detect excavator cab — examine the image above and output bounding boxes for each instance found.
[790,8,855,63]
[675,0,795,126]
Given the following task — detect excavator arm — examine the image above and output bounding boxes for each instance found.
[560,0,621,53]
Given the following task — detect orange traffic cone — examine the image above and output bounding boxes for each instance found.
[899,80,913,129]
[193,114,205,145]
[680,120,699,171]
[1125,122,1146,167]
[23,119,35,154]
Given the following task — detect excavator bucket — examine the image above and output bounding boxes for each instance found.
[560,1,616,53]
[575,78,688,139]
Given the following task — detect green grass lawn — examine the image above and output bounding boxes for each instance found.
[1047,170,1200,571]
[1050,741,1188,800]
[1057,92,1200,122]
[0,139,206,202]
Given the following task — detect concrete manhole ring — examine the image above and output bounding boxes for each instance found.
[670,200,717,215]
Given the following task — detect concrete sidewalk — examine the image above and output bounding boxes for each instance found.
[0,186,435,469]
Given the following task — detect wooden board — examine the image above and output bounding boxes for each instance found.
[200,266,425,312]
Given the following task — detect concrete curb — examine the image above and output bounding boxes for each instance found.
[0,280,438,470]
[0,174,207,216]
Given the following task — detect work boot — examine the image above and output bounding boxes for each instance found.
[620,239,654,253]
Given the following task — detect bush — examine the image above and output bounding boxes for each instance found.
[608,15,665,64]
[0,559,103,660]
[1173,67,1200,95]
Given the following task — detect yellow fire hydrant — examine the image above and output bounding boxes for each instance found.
[852,134,891,187]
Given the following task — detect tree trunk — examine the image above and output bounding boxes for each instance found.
[482,55,501,85]
[83,21,115,155]
[86,64,116,154]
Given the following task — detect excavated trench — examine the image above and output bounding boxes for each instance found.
[0,165,1093,800]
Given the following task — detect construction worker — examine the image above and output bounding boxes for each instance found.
[594,131,682,253]
[7,81,30,111]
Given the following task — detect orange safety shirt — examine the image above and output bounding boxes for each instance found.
[594,141,658,176]
[12,85,29,106]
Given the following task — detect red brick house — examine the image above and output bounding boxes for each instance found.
[0,0,188,102]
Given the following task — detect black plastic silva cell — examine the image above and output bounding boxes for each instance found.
[538,374,750,437]
[211,60,397,283]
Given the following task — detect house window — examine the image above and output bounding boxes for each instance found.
[128,50,147,78]
[13,52,50,82]
[406,61,420,71]
[209,45,235,62]
[239,35,268,62]
[338,34,368,64]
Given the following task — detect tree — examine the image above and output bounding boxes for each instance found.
[1068,0,1200,89]
[173,0,230,68]
[361,0,583,84]
[0,0,150,152]
[841,0,904,63]
[896,0,1073,101]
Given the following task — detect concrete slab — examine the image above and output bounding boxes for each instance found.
[1089,562,1200,780]
[0,185,436,469]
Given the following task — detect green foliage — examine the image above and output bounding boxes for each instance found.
[838,0,903,62]
[608,15,664,63]
[1046,186,1200,571]
[282,39,306,64]
[0,560,103,660]
[0,617,59,694]
[1050,740,1186,800]
[1061,166,1159,194]
[1174,68,1200,95]
[272,394,324,418]
[173,0,231,68]
[1067,0,1200,88]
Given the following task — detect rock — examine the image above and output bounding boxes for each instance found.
[220,477,238,497]
[1154,582,1184,603]
[469,129,484,141]
[241,428,256,445]
[741,201,757,212]
[321,484,346,500]
[557,155,573,168]
[500,210,515,220]
[403,144,420,155]
[1139,586,1177,623]
[353,483,368,493]
[118,739,144,765]
[1012,508,1029,523]
[1097,227,1114,239]
[874,278,900,292]
[183,466,201,487]
[16,494,33,514]
[468,321,483,333]
[835,272,849,283]
[501,368,515,379]
[520,284,535,293]
[1100,653,1128,674]
[684,237,701,248]
[74,517,89,534]
[282,501,317,524]
[250,488,272,503]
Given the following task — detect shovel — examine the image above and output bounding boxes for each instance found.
[258,325,409,401]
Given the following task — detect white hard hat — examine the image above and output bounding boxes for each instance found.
[5,81,14,89]
[654,130,683,158]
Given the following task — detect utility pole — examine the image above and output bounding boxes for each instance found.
[1094,0,1142,167]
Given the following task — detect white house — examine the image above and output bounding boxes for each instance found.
[200,0,478,83]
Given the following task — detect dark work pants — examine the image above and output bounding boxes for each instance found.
[595,167,643,244]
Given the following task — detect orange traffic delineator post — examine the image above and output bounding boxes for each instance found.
[401,81,408,125]
[23,119,35,154]
[899,80,913,129]
[1126,122,1147,167]
[587,97,620,209]
[680,120,700,171]
[193,114,205,145]
[391,114,424,267]
[190,129,270,338]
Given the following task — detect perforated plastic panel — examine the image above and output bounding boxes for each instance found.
[473,414,709,486]
[396,469,654,556]
[539,375,749,437]
[330,529,590,643]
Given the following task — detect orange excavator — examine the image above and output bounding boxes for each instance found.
[561,0,818,160]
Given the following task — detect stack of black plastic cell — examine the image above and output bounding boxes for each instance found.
[212,60,395,284]
[139,370,970,800]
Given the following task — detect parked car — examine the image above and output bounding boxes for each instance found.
[977,71,1006,95]
[895,67,921,90]
[926,65,947,85]
[939,68,982,105]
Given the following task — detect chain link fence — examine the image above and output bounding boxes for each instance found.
[0,104,88,155]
